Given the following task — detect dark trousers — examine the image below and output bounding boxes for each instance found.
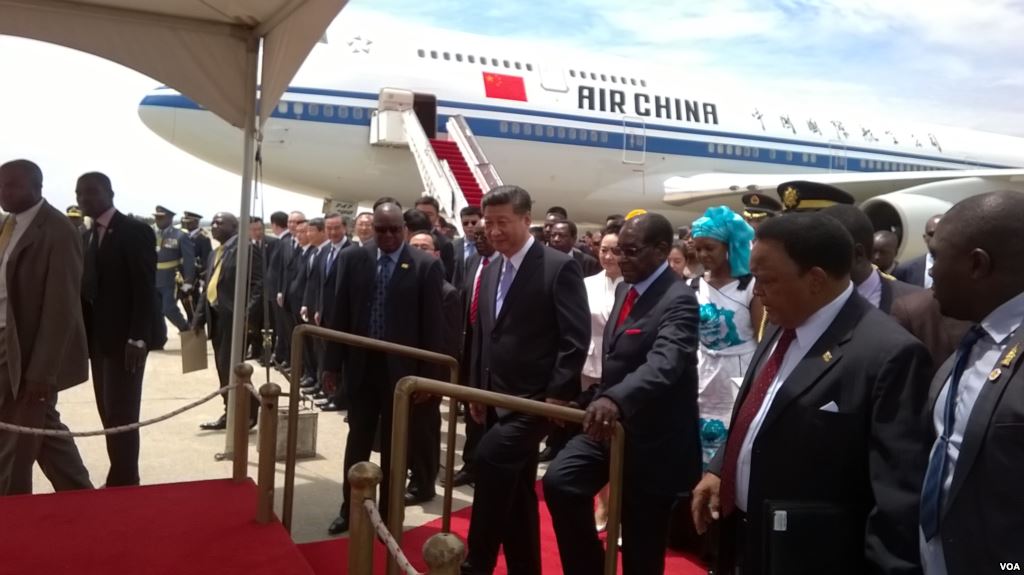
[299,317,317,382]
[90,353,145,487]
[210,307,258,415]
[408,398,441,496]
[543,434,676,575]
[273,304,294,364]
[158,284,189,332]
[341,355,394,519]
[465,411,551,575]
[461,403,484,472]
[544,423,578,453]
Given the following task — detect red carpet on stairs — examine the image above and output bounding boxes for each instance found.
[430,138,484,206]
[298,482,706,575]
[0,479,313,575]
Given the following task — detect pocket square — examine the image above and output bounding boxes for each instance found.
[625,329,642,335]
[819,401,839,413]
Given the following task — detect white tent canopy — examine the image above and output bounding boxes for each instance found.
[1,0,346,455]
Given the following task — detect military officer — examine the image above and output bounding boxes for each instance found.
[154,205,196,339]
[180,210,212,323]
[740,192,782,229]
[776,180,855,213]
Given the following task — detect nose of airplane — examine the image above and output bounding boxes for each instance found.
[137,87,182,144]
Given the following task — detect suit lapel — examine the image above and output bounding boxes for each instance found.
[607,268,672,348]
[759,295,865,433]
[7,202,50,263]
[879,274,893,314]
[495,242,542,326]
[944,328,1024,515]
[387,245,413,299]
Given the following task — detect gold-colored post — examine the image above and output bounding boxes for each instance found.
[231,363,253,482]
[256,382,281,524]
[348,461,383,575]
[422,533,465,575]
[604,424,625,575]
[441,364,459,533]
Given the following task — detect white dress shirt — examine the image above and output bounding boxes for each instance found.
[924,253,934,289]
[0,199,45,329]
[735,282,854,511]
[920,290,1024,575]
[495,235,534,317]
[856,267,883,309]
[583,270,624,378]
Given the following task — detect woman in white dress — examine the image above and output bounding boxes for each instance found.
[690,206,764,468]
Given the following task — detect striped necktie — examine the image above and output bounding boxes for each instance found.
[206,246,225,305]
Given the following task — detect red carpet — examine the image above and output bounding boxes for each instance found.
[0,479,313,575]
[298,482,706,575]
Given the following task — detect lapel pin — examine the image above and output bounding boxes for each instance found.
[989,368,1002,382]
[400,262,409,269]
[1000,344,1019,367]
[822,351,833,363]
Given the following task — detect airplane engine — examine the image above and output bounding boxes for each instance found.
[861,177,1024,259]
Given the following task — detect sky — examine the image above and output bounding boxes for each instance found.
[1,0,1021,218]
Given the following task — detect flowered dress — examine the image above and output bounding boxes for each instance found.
[693,275,756,468]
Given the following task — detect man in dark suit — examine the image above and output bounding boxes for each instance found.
[246,216,278,363]
[452,205,483,290]
[191,212,261,430]
[691,213,933,575]
[822,204,922,313]
[447,225,498,488]
[268,210,304,369]
[322,202,445,535]
[543,212,702,575]
[77,172,157,487]
[181,210,212,324]
[293,219,323,388]
[549,220,602,277]
[414,196,456,281]
[463,185,590,575]
[919,191,1024,574]
[894,214,943,288]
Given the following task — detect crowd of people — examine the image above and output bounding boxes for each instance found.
[1,156,1023,575]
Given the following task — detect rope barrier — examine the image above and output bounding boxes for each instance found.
[0,382,258,438]
[362,499,423,575]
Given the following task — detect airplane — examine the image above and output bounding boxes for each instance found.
[138,11,1024,258]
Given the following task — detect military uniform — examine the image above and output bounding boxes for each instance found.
[153,205,196,335]
[180,211,212,323]
[776,180,855,212]
[740,192,781,228]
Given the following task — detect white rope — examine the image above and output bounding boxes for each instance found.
[362,499,423,575]
[0,383,259,438]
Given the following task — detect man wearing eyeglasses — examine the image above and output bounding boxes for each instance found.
[543,212,703,575]
[462,185,590,575]
[322,201,445,535]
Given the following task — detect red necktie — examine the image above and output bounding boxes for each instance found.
[719,328,798,516]
[469,256,490,325]
[615,287,639,329]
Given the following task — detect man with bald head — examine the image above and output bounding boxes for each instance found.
[322,202,445,534]
[895,214,943,287]
[191,212,262,430]
[0,159,92,494]
[872,230,900,274]
[77,171,158,486]
[919,191,1024,574]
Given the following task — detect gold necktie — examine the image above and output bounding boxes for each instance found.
[0,214,17,258]
[206,246,224,305]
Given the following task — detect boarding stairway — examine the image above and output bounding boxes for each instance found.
[370,89,502,234]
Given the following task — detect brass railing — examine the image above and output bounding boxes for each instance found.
[284,325,460,531]
[226,363,282,525]
[387,376,625,575]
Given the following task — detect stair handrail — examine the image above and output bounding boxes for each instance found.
[438,159,467,237]
[446,115,503,193]
[400,109,461,226]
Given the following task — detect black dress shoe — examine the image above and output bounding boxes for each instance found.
[538,446,558,462]
[443,468,475,488]
[320,401,344,412]
[199,414,227,430]
[404,490,436,506]
[299,376,316,387]
[313,392,328,401]
[249,417,258,430]
[327,514,349,535]
[300,386,319,396]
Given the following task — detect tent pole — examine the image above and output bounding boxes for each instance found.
[224,35,260,458]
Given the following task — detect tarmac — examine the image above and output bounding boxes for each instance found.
[31,322,476,544]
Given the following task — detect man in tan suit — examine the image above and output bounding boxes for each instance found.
[0,159,92,495]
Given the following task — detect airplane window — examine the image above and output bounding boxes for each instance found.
[610,76,617,83]
[707,143,715,153]
[515,62,522,70]
[631,79,637,86]
[294,102,304,115]
[309,103,320,116]
[801,153,809,163]
[753,148,760,158]
[324,105,334,118]
[277,102,288,114]
[620,77,627,84]
[600,132,609,143]
[640,80,647,87]
[786,151,794,161]
[526,63,533,71]
[417,49,425,58]
[338,106,349,119]
[468,55,475,63]
[430,50,438,59]
[500,121,509,133]
[353,108,363,120]
[558,127,566,139]
[491,58,499,66]
[716,144,724,154]
[480,56,487,64]
[569,70,576,78]
[810,153,817,163]
[524,124,533,136]
[726,145,734,155]
[546,126,555,138]
[443,52,451,60]
[590,130,599,142]
[580,70,587,79]
[511,122,521,135]
[743,147,751,157]
[601,74,607,81]
[568,128,577,140]
[503,60,510,68]
[456,53,463,62]
[590,73,597,80]
[769,150,777,160]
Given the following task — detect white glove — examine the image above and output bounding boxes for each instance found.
[300,306,309,323]
[180,283,193,293]
[277,293,284,307]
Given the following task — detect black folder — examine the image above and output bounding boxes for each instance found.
[761,500,862,575]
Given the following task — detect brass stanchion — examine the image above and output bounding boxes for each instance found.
[256,383,281,524]
[348,462,382,575]
[231,363,253,482]
[422,533,465,575]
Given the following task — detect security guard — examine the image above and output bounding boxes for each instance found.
[180,210,212,323]
[776,180,855,212]
[154,205,196,337]
[740,192,782,229]
[66,204,87,234]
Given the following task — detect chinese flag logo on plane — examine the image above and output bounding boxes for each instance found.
[482,72,527,102]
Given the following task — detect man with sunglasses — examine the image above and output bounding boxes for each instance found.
[322,201,445,535]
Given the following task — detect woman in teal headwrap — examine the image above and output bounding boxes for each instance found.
[689,206,765,468]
